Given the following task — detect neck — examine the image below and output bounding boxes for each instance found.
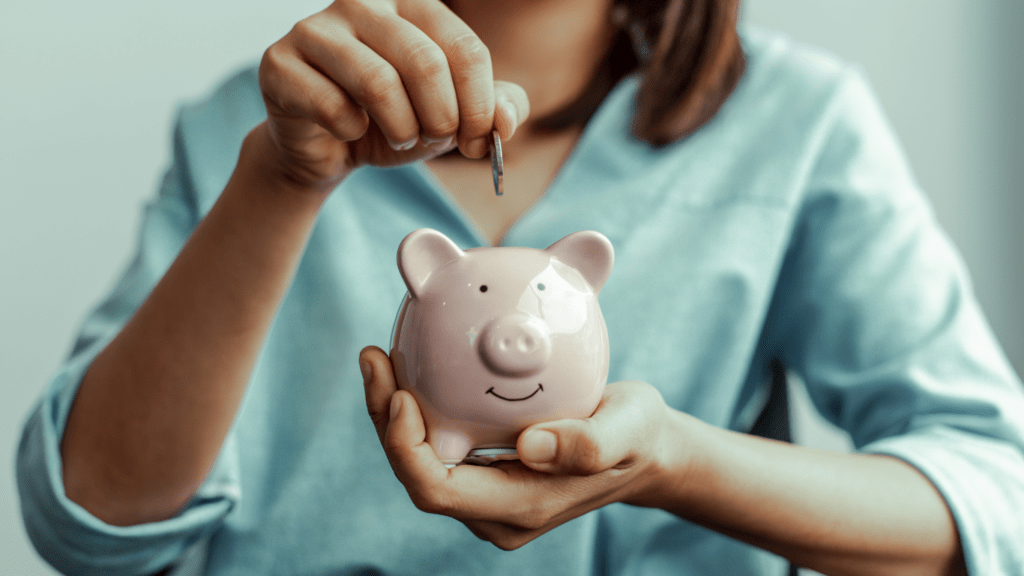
[448,0,615,125]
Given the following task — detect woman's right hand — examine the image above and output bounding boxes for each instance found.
[255,0,530,192]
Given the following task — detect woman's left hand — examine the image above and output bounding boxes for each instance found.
[359,345,675,550]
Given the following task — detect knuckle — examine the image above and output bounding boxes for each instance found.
[449,33,490,69]
[466,522,534,551]
[382,429,405,454]
[409,493,435,513]
[291,11,355,46]
[426,116,460,139]
[406,42,448,79]
[289,17,319,42]
[578,457,606,476]
[315,96,366,138]
[515,505,552,531]
[366,408,389,433]
[457,107,492,136]
[260,43,282,71]
[572,433,607,475]
[357,64,402,104]
[492,533,530,551]
[460,107,491,125]
[465,523,492,543]
[409,489,452,516]
[468,524,519,550]
[314,94,347,126]
[344,0,394,22]
[259,44,289,85]
[493,538,520,552]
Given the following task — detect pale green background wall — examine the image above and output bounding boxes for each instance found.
[1,1,1020,574]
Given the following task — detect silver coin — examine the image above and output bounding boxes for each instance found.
[490,130,503,197]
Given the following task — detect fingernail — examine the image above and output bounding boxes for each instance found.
[389,137,418,151]
[390,394,402,420]
[359,359,372,384]
[428,135,455,151]
[520,430,557,463]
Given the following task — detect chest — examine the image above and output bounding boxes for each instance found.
[425,128,582,245]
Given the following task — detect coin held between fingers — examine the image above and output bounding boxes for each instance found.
[490,130,503,197]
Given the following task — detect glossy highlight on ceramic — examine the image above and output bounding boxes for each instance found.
[391,228,614,466]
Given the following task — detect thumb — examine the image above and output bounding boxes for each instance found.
[493,80,530,142]
[517,381,665,476]
[518,417,631,477]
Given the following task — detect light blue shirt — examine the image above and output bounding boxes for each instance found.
[18,27,1024,575]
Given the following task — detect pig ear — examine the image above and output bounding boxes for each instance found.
[545,231,614,293]
[398,229,464,298]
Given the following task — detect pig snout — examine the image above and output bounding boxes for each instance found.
[479,314,552,376]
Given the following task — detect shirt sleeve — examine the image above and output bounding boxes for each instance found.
[766,69,1024,574]
[16,114,242,576]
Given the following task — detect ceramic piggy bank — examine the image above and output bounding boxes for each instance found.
[390,228,614,466]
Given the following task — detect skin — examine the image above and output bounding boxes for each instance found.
[59,0,968,574]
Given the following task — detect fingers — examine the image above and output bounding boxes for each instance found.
[518,381,667,476]
[360,345,397,442]
[260,40,371,144]
[370,381,569,527]
[384,390,451,489]
[291,0,498,155]
[519,420,626,477]
[359,347,580,539]
[462,518,556,552]
[355,7,460,149]
[262,0,531,179]
[493,81,530,141]
[290,13,422,150]
[400,0,495,158]
[432,462,627,551]
[361,346,453,507]
[368,370,669,551]
[381,385,478,522]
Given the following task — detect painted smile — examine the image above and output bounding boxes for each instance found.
[486,383,544,402]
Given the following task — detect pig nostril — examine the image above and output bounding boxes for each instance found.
[480,316,552,376]
[518,335,535,352]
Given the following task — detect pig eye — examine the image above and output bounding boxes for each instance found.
[537,283,546,291]
[479,285,488,293]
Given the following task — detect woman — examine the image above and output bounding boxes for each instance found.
[19,0,1024,574]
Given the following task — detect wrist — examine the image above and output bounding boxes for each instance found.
[216,129,335,234]
[627,407,716,511]
[240,122,351,198]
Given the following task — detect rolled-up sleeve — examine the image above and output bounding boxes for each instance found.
[16,113,242,575]
[768,69,1024,574]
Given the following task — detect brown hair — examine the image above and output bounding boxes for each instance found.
[536,0,745,147]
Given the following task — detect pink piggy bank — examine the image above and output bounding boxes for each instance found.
[390,228,614,467]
